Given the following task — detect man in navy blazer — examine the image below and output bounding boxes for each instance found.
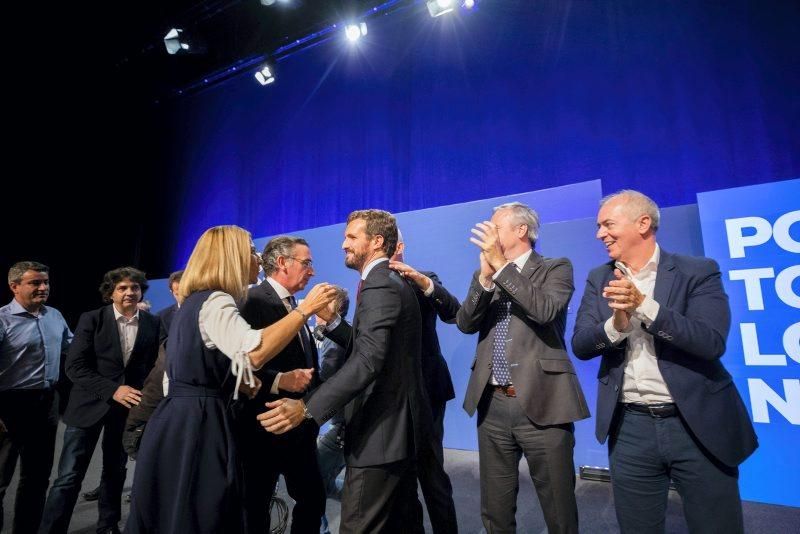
[39,267,162,534]
[572,190,757,533]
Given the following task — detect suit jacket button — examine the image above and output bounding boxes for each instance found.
[614,385,619,392]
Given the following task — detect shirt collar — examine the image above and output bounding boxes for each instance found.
[615,244,660,278]
[112,305,139,322]
[7,299,48,317]
[511,249,533,272]
[266,277,292,300]
[362,257,389,280]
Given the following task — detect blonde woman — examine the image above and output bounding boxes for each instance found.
[126,225,336,534]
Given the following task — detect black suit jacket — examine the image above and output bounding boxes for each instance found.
[457,252,590,426]
[572,250,758,467]
[240,280,320,408]
[156,303,178,333]
[305,260,427,468]
[417,271,459,406]
[63,305,162,428]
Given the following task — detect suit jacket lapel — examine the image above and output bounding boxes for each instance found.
[129,313,154,363]
[654,250,676,309]
[263,280,316,367]
[521,251,544,280]
[105,306,125,366]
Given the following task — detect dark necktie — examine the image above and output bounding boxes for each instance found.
[288,296,315,368]
[491,290,513,385]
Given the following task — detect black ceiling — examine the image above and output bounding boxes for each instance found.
[94,0,394,103]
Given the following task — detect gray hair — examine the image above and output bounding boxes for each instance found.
[600,190,660,232]
[8,261,49,285]
[261,236,309,276]
[494,202,540,244]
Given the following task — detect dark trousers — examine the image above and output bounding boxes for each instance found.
[417,399,458,534]
[609,405,744,534]
[340,457,423,534]
[316,422,346,534]
[38,408,128,534]
[241,420,325,534]
[317,422,345,500]
[0,389,59,534]
[477,389,578,534]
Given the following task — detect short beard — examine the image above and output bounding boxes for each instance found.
[345,250,368,271]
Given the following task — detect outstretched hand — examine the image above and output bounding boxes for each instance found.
[257,398,306,434]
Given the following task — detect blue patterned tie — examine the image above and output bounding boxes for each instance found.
[491,291,513,385]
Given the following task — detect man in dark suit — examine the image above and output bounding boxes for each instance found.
[389,232,459,534]
[259,209,427,534]
[572,190,758,533]
[458,201,589,534]
[39,267,162,534]
[155,269,183,333]
[238,236,325,534]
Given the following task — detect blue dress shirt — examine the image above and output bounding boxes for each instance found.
[0,299,73,391]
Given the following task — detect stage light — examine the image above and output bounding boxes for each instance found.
[164,28,190,55]
[345,22,368,42]
[427,0,455,18]
[464,0,475,8]
[255,64,275,85]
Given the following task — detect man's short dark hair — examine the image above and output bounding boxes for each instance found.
[168,270,184,288]
[347,209,399,258]
[99,267,149,303]
[8,261,49,285]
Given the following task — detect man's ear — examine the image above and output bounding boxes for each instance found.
[372,234,385,252]
[637,215,653,235]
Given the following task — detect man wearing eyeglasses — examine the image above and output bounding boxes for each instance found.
[238,236,326,534]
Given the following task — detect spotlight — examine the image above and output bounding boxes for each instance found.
[427,0,455,17]
[344,22,368,42]
[163,28,190,55]
[464,0,475,8]
[255,64,275,86]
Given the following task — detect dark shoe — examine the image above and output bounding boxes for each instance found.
[83,485,101,501]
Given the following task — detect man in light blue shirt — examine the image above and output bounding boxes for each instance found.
[0,261,72,534]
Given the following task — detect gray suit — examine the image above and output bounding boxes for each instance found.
[457,251,589,533]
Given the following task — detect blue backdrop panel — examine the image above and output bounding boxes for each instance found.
[697,179,800,507]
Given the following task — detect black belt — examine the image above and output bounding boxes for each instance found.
[624,402,677,418]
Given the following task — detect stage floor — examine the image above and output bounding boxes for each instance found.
[3,423,797,533]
